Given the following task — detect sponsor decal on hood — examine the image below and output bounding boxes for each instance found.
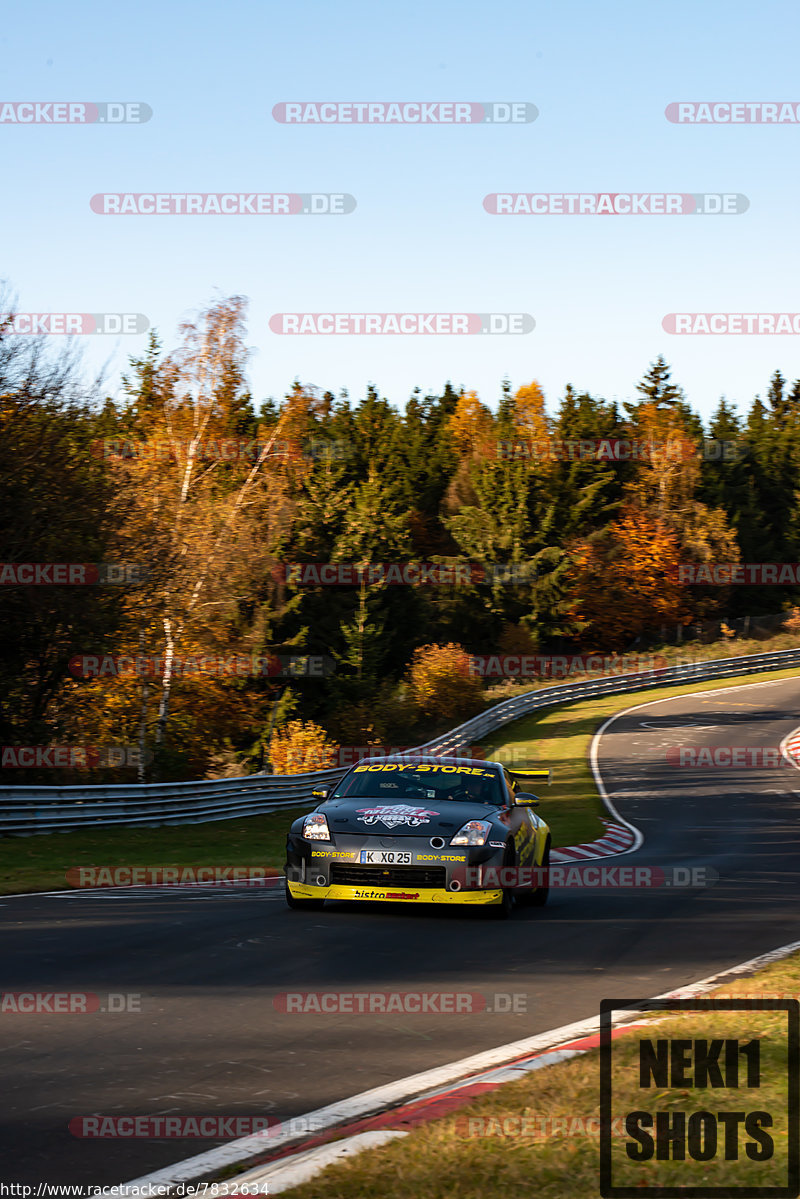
[356,804,440,829]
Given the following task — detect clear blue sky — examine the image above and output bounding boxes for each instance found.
[3,0,799,422]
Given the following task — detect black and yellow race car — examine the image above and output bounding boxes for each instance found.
[284,755,551,918]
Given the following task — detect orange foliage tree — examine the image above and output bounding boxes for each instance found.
[619,385,741,625]
[568,508,690,645]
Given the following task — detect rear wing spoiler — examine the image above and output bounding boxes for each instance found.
[506,768,552,786]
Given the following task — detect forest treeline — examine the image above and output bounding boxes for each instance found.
[2,294,799,781]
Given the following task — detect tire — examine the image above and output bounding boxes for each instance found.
[487,847,515,919]
[528,838,550,907]
[284,880,325,911]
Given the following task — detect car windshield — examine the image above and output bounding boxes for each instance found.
[331,763,504,805]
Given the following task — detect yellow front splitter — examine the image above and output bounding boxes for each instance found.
[287,881,504,905]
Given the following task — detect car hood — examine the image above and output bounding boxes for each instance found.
[321,797,503,837]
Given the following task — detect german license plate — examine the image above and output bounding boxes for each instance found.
[359,850,412,865]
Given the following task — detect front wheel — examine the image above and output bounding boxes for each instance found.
[487,848,516,920]
[528,838,550,907]
[285,881,325,911]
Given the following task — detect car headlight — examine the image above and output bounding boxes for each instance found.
[450,819,492,846]
[302,812,331,841]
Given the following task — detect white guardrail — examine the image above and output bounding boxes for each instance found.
[1,648,798,836]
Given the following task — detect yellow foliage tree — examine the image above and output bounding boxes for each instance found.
[408,643,484,723]
[783,607,800,635]
[269,719,340,774]
[101,297,296,776]
[448,390,495,457]
[512,381,551,444]
[626,399,700,517]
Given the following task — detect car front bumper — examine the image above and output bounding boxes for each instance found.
[285,879,504,904]
[285,831,510,903]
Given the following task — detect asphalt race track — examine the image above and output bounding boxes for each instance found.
[3,675,800,1186]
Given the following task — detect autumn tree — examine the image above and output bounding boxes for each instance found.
[447,389,495,457]
[509,380,551,445]
[568,508,689,645]
[408,642,483,723]
[102,297,295,776]
[619,361,741,623]
[268,719,339,774]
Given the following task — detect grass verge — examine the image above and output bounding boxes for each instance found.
[1,665,797,896]
[0,809,310,896]
[269,949,800,1199]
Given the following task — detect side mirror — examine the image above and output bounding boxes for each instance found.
[311,787,329,800]
[514,792,539,807]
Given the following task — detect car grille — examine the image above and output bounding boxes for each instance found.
[330,864,447,888]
